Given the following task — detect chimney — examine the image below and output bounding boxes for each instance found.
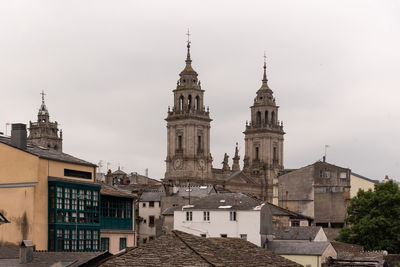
[11,123,27,150]
[322,156,326,162]
[19,240,34,264]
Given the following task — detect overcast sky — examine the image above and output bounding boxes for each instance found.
[1,0,399,181]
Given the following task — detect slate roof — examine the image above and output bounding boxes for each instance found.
[274,226,322,241]
[267,241,331,256]
[100,183,135,198]
[0,212,9,224]
[161,205,181,216]
[100,230,302,267]
[139,191,165,202]
[0,245,110,266]
[266,202,314,220]
[173,185,215,198]
[181,193,263,211]
[351,172,380,184]
[0,136,96,167]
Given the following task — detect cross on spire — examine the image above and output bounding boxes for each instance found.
[186,28,191,45]
[41,90,46,104]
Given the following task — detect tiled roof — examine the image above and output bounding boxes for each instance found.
[0,245,109,266]
[181,193,263,211]
[267,241,331,256]
[139,191,165,202]
[100,230,302,267]
[100,183,135,198]
[274,226,322,240]
[0,136,96,167]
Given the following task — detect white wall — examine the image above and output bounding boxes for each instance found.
[138,201,161,242]
[174,209,261,246]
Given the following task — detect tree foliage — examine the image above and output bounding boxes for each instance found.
[337,180,400,253]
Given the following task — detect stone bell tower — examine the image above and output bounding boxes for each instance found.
[28,91,63,151]
[243,57,285,204]
[164,36,213,185]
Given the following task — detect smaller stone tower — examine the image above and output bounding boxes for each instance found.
[243,57,285,204]
[28,91,63,151]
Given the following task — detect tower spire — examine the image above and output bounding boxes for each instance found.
[185,29,192,65]
[259,52,271,91]
[263,52,268,83]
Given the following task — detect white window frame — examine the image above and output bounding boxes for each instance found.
[230,211,237,221]
[203,211,210,221]
[186,211,192,221]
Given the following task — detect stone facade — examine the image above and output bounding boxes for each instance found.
[28,92,63,152]
[278,160,351,227]
[163,41,285,202]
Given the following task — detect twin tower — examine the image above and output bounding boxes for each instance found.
[164,40,285,204]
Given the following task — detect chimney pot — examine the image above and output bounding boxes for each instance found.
[19,240,34,264]
[11,123,27,150]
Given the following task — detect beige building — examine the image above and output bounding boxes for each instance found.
[0,123,99,251]
[350,172,379,198]
[268,227,337,267]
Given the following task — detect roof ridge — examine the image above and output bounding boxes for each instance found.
[172,231,216,267]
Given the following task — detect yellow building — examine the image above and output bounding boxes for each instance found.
[0,123,100,251]
[350,172,379,198]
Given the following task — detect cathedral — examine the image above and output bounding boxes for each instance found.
[28,91,63,151]
[164,40,285,204]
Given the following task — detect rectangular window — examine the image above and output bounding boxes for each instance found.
[203,211,210,221]
[291,220,300,226]
[340,172,347,179]
[101,237,109,251]
[149,201,154,207]
[230,211,237,221]
[197,136,202,153]
[315,187,327,193]
[325,171,330,178]
[255,147,259,160]
[119,237,127,250]
[319,170,323,178]
[186,211,192,221]
[64,169,92,179]
[142,203,146,208]
[200,234,206,237]
[240,234,247,240]
[149,215,155,227]
[220,234,227,238]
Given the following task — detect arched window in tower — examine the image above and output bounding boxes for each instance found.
[256,111,261,125]
[179,96,184,111]
[273,147,278,165]
[265,110,269,124]
[255,147,259,160]
[195,96,200,111]
[188,95,192,110]
[197,136,202,154]
[177,135,183,151]
[271,111,275,125]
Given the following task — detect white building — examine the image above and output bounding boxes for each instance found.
[173,193,272,246]
[138,191,165,245]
